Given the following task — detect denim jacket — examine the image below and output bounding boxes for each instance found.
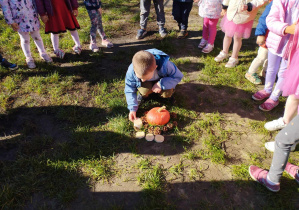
[124,49,183,112]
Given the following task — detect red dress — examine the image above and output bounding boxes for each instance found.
[45,0,80,34]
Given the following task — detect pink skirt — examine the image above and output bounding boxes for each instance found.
[220,15,253,39]
[282,49,299,99]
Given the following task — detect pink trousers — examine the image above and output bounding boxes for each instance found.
[202,17,219,45]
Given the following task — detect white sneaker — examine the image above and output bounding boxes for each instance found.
[225,57,239,68]
[198,38,208,48]
[26,59,36,69]
[265,141,297,152]
[214,51,229,62]
[264,117,286,131]
[202,44,214,53]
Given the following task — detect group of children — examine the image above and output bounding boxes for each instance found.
[128,0,299,194]
[0,0,299,194]
[0,0,113,69]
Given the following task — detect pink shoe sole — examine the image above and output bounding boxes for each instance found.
[259,99,279,112]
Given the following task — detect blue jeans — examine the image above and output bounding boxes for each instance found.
[172,1,193,30]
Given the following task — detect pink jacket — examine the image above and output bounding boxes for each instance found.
[266,0,299,55]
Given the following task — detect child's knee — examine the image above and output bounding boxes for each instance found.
[160,89,174,98]
[138,87,153,97]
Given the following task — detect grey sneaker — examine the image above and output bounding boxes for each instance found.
[26,59,36,69]
[136,29,147,40]
[159,27,167,38]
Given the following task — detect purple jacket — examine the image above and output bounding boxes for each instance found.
[34,0,79,16]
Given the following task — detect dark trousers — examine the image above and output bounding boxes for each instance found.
[172,1,193,31]
[0,53,3,61]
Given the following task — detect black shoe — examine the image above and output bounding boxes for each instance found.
[1,58,18,70]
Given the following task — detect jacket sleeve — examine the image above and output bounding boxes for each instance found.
[255,1,272,36]
[124,67,139,112]
[0,0,14,24]
[266,0,288,36]
[70,0,79,9]
[34,0,47,16]
[159,61,183,90]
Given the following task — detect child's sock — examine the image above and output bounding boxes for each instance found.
[70,30,81,48]
[267,174,279,185]
[18,32,33,60]
[30,30,46,55]
[51,33,60,51]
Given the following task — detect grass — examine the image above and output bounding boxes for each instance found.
[0,0,299,209]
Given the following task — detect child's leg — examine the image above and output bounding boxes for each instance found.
[140,0,151,29]
[268,115,299,183]
[160,89,174,98]
[180,2,193,31]
[87,9,98,45]
[51,33,60,51]
[18,32,33,61]
[207,18,219,45]
[95,10,107,40]
[138,81,154,97]
[222,34,232,54]
[202,18,209,41]
[248,47,268,74]
[231,35,242,59]
[172,1,182,29]
[283,95,299,124]
[30,30,47,55]
[153,0,165,29]
[70,30,81,48]
[269,58,287,102]
[264,51,282,94]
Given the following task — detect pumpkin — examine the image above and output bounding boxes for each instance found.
[146,106,170,125]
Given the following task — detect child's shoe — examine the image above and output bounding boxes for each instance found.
[202,44,214,53]
[264,117,286,131]
[252,89,271,101]
[54,49,65,59]
[245,72,262,85]
[259,98,279,111]
[0,58,18,70]
[136,29,147,40]
[249,165,280,192]
[225,57,239,68]
[90,43,99,53]
[265,141,296,152]
[40,53,53,63]
[159,27,167,38]
[102,39,114,48]
[284,163,299,184]
[26,58,36,69]
[73,46,82,55]
[177,30,188,39]
[214,51,229,62]
[198,38,207,48]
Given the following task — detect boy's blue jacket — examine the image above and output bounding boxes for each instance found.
[125,49,183,112]
[84,0,101,10]
[255,1,273,36]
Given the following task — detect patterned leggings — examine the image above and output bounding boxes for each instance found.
[87,9,106,44]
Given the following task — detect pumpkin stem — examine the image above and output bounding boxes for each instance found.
[157,106,166,112]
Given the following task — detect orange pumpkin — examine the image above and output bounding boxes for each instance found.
[146,106,170,125]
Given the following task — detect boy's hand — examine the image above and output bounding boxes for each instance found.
[256,36,266,45]
[221,9,227,17]
[73,9,78,17]
[11,23,19,32]
[285,22,296,35]
[152,82,162,93]
[129,111,137,122]
[41,15,49,24]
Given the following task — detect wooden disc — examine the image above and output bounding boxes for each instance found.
[154,135,164,143]
[135,131,145,139]
[145,134,154,141]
